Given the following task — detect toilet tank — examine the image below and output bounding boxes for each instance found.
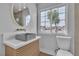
[56,36,72,51]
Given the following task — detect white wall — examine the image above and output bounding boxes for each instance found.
[0,3,15,56]
[37,3,75,55]
[0,4,16,33]
[67,4,75,55]
[0,3,37,56]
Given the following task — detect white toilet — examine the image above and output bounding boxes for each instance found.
[56,36,73,56]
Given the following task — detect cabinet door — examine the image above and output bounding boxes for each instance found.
[5,45,16,56]
[16,40,40,56]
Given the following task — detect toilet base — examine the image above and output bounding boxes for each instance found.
[56,49,73,56]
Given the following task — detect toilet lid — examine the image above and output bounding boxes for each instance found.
[56,49,73,56]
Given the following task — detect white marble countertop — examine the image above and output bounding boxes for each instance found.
[4,36,40,49]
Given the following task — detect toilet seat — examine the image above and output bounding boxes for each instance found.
[56,49,73,56]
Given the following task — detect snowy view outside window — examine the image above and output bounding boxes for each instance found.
[40,6,66,33]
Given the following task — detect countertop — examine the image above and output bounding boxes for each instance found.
[4,36,40,49]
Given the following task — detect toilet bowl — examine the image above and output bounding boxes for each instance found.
[56,49,73,56]
[56,36,73,56]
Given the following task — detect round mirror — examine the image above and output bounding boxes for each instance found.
[13,3,31,27]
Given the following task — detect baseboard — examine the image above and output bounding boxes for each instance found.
[40,48,56,56]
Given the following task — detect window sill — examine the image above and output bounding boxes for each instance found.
[38,31,68,36]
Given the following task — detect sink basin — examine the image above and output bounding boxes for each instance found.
[15,33,36,41]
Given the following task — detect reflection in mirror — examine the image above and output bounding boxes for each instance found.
[13,3,31,27]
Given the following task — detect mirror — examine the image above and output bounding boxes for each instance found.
[13,3,31,27]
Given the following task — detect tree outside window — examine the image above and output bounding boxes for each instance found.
[48,10,60,33]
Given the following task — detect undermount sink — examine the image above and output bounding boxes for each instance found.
[15,33,36,41]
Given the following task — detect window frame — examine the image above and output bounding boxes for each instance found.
[39,4,68,35]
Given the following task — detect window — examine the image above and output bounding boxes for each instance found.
[26,15,31,26]
[40,6,66,34]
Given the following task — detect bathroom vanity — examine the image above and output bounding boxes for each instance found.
[4,32,40,56]
[3,3,38,56]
